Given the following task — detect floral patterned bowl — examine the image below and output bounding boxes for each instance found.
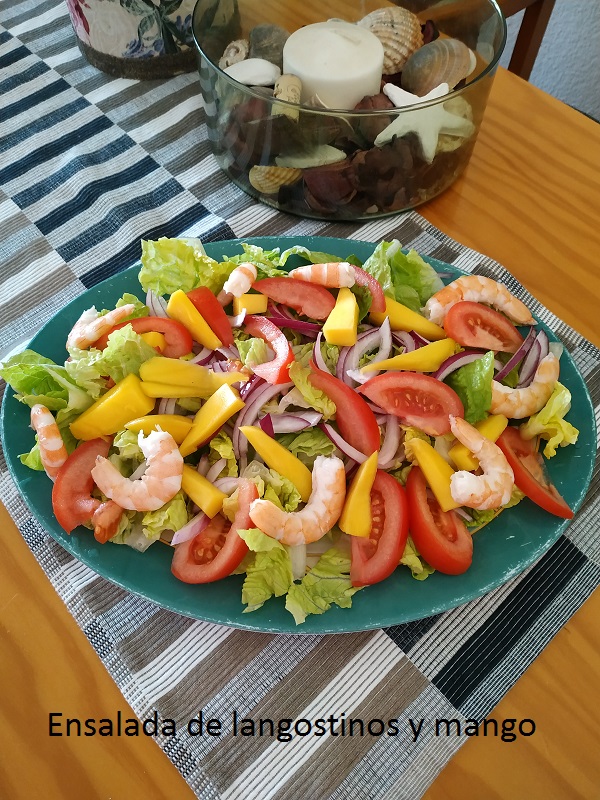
[66,0,197,79]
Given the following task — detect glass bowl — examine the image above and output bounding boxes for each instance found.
[192,0,506,221]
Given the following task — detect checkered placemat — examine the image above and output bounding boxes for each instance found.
[1,3,599,798]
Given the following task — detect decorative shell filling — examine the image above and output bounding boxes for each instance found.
[357,7,423,74]
[248,165,302,194]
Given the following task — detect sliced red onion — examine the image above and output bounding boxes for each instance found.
[346,317,392,385]
[157,397,177,415]
[188,347,214,365]
[214,477,242,494]
[205,458,227,484]
[494,326,538,381]
[259,413,275,437]
[336,346,351,382]
[289,544,307,581]
[218,345,240,361]
[240,374,265,400]
[197,454,210,476]
[228,310,246,327]
[145,289,168,318]
[377,415,400,468]
[365,400,387,415]
[265,313,320,337]
[262,411,322,433]
[433,349,489,381]
[267,301,295,320]
[233,381,293,459]
[518,330,549,388]
[454,507,474,521]
[170,512,209,546]
[129,461,147,480]
[313,332,331,374]
[319,423,368,464]
[392,331,416,352]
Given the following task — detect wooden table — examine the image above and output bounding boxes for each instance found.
[1,67,599,799]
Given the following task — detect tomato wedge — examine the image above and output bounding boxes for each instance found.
[444,301,524,354]
[187,287,234,346]
[171,479,258,583]
[359,372,464,436]
[353,266,386,314]
[351,471,409,586]
[95,317,193,358]
[253,277,335,320]
[52,438,111,533]
[244,315,295,384]
[406,466,473,575]
[497,426,574,518]
[308,361,381,455]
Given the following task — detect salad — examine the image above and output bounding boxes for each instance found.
[1,237,580,625]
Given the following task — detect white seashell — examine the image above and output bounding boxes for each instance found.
[223,58,281,87]
[276,145,347,169]
[401,38,474,96]
[358,7,423,74]
[248,165,302,194]
[218,39,249,70]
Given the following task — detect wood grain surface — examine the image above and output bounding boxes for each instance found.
[1,67,599,799]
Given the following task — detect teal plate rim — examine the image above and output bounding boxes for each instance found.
[1,237,596,635]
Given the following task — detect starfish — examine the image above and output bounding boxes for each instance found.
[375,82,475,163]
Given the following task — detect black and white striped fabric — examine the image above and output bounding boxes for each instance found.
[1,3,599,798]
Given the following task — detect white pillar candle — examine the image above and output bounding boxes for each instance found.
[282,21,384,110]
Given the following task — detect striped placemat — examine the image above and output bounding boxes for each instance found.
[1,3,599,798]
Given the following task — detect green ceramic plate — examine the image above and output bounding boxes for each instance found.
[1,237,596,634]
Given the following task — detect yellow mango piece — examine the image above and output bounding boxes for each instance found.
[125,414,193,444]
[181,465,227,517]
[239,425,312,502]
[323,287,359,347]
[70,374,155,441]
[449,414,508,471]
[362,338,457,374]
[139,356,247,398]
[167,289,222,350]
[140,331,167,352]
[409,437,459,512]
[338,452,379,537]
[233,293,268,315]
[370,297,446,341]
[180,384,244,457]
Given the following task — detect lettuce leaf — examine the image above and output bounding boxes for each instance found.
[361,240,444,311]
[223,461,302,521]
[288,361,336,420]
[275,427,335,467]
[208,431,238,477]
[236,336,271,368]
[445,351,494,424]
[1,350,70,410]
[100,293,148,319]
[140,491,189,542]
[519,382,579,458]
[227,243,287,278]
[285,547,361,625]
[237,528,294,612]
[139,237,234,296]
[400,536,435,581]
[466,486,525,529]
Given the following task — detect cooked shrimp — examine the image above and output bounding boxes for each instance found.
[66,303,136,350]
[424,275,535,326]
[92,500,124,543]
[91,430,183,512]
[288,262,356,288]
[449,416,514,510]
[490,352,559,419]
[30,404,68,480]
[218,262,257,304]
[249,455,346,545]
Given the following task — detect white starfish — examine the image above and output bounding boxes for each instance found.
[375,82,475,163]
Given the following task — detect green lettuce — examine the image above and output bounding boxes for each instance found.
[400,536,435,581]
[361,240,444,311]
[466,486,526,529]
[288,361,336,419]
[445,351,495,424]
[0,350,76,411]
[140,491,189,542]
[208,431,238,477]
[236,336,270,368]
[227,243,287,278]
[285,547,361,625]
[100,293,148,319]
[519,382,579,458]
[237,528,294,612]
[223,461,302,521]
[139,237,234,296]
[275,427,335,467]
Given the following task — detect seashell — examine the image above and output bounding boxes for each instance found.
[401,38,475,97]
[357,7,423,74]
[273,74,302,120]
[249,24,289,70]
[218,39,249,70]
[248,165,302,194]
[276,145,347,169]
[223,58,281,87]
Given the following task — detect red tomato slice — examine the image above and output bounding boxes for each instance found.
[358,372,464,436]
[351,471,409,586]
[406,466,473,575]
[353,266,386,314]
[187,287,234,346]
[444,301,524,353]
[52,438,111,533]
[244,315,295,384]
[253,277,335,320]
[171,479,258,583]
[308,361,381,455]
[95,317,193,358]
[496,426,573,518]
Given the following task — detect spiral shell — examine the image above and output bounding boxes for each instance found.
[219,39,249,70]
[248,165,302,194]
[357,7,423,74]
[401,38,475,96]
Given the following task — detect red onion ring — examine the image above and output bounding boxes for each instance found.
[319,423,368,464]
[170,512,209,546]
[145,289,168,318]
